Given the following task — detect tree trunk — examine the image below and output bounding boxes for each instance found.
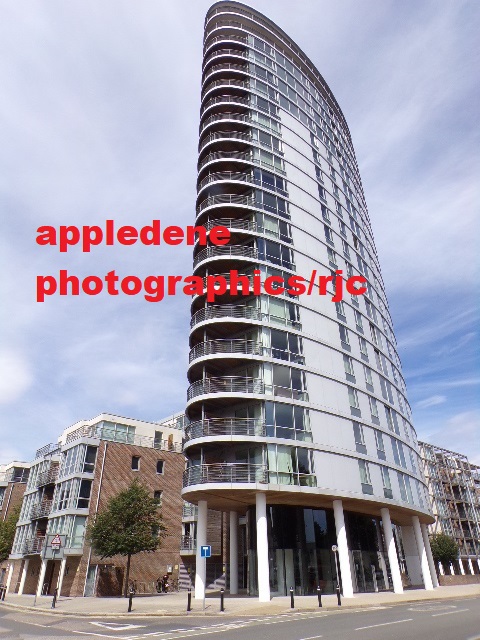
[124,554,132,598]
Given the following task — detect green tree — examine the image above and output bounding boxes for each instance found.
[86,479,166,597]
[0,505,21,563]
[429,533,459,566]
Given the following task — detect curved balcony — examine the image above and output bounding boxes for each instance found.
[191,304,262,328]
[199,130,253,155]
[198,149,253,173]
[203,62,249,85]
[36,467,59,487]
[187,376,265,401]
[183,463,267,487]
[203,216,257,233]
[189,338,263,363]
[200,113,252,136]
[201,94,250,118]
[185,417,266,442]
[201,78,250,100]
[197,193,255,216]
[203,33,249,54]
[193,243,257,268]
[203,48,249,71]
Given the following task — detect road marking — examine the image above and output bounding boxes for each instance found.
[432,608,469,617]
[355,618,413,631]
[91,622,146,630]
[297,635,323,640]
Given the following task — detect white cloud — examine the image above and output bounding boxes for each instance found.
[0,351,32,404]
[416,395,447,409]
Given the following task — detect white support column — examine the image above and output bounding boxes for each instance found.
[380,508,403,594]
[194,500,208,600]
[438,561,445,576]
[333,500,354,597]
[229,511,239,595]
[467,559,475,575]
[477,559,480,573]
[421,524,438,588]
[449,562,455,575]
[412,516,433,590]
[5,564,14,594]
[18,559,29,595]
[36,558,48,597]
[57,557,67,596]
[256,492,270,602]
[459,559,466,575]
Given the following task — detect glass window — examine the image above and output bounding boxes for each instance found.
[364,366,373,388]
[353,422,365,445]
[132,456,140,471]
[343,354,355,377]
[358,460,371,485]
[348,387,360,409]
[156,460,164,474]
[369,396,379,418]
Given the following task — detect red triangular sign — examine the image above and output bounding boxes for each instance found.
[51,534,62,546]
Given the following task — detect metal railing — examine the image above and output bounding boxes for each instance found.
[197,193,255,214]
[193,244,257,267]
[35,443,61,459]
[201,94,250,117]
[182,504,198,518]
[64,424,182,453]
[189,339,263,362]
[198,149,286,176]
[203,217,256,232]
[202,78,250,99]
[204,33,249,51]
[203,48,249,70]
[36,467,59,487]
[191,304,262,327]
[23,537,45,554]
[30,500,53,520]
[185,418,266,441]
[203,62,249,84]
[187,376,265,400]
[180,535,197,552]
[183,463,267,487]
[199,129,253,155]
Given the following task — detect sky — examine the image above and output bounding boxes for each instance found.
[0,0,478,465]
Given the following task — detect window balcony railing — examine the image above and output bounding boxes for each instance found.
[189,338,263,362]
[64,424,182,453]
[198,149,253,172]
[198,169,253,190]
[203,48,249,71]
[193,243,257,267]
[30,500,53,520]
[185,417,266,442]
[203,62,249,85]
[180,535,197,552]
[183,463,267,487]
[203,216,257,233]
[36,467,59,488]
[22,537,45,555]
[199,129,254,155]
[268,472,317,487]
[197,193,255,216]
[201,78,251,100]
[187,377,307,402]
[191,304,262,328]
[35,443,61,459]
[187,376,265,400]
[203,33,249,53]
[201,94,250,117]
[193,272,257,299]
[182,504,199,518]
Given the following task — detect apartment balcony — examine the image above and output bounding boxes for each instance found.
[36,467,59,487]
[199,130,253,156]
[189,338,263,363]
[196,193,255,217]
[187,376,265,401]
[30,500,53,520]
[183,463,267,487]
[203,32,248,54]
[193,243,257,268]
[180,535,197,554]
[201,78,251,101]
[35,443,61,459]
[191,303,262,328]
[182,504,199,519]
[203,62,249,86]
[185,417,266,442]
[23,537,45,555]
[202,47,249,71]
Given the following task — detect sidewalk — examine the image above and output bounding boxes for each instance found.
[1,584,479,617]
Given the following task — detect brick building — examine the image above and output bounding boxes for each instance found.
[4,412,228,598]
[0,461,30,587]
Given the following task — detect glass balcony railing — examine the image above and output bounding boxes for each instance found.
[185,417,266,441]
[183,463,267,487]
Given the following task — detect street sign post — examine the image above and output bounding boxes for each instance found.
[33,534,66,607]
[200,545,211,610]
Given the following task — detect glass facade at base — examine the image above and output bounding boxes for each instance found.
[247,505,392,595]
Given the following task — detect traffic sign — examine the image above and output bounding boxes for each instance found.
[51,534,62,549]
[200,545,211,558]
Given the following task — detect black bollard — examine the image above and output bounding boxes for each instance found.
[220,587,225,612]
[317,586,322,607]
[51,588,58,609]
[290,586,294,609]
[187,588,192,612]
[336,584,341,606]
[128,589,134,612]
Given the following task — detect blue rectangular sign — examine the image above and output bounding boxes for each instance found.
[200,545,211,558]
